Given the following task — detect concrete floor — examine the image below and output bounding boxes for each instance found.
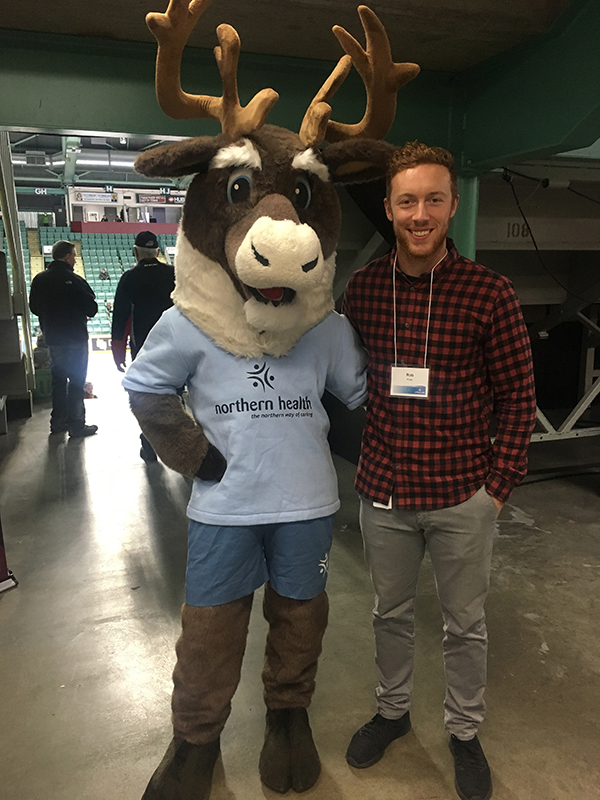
[0,351,599,800]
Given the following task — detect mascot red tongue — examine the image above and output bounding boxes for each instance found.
[259,287,285,301]
[122,2,419,799]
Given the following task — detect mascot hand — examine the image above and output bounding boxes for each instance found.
[197,443,227,481]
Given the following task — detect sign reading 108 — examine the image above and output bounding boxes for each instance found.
[506,222,530,239]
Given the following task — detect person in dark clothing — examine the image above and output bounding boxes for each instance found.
[29,240,98,437]
[111,230,175,461]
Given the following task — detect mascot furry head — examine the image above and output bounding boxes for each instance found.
[135,0,419,357]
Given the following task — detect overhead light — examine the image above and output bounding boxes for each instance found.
[77,159,110,167]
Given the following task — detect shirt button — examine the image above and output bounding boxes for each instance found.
[409,286,415,292]
[404,323,410,328]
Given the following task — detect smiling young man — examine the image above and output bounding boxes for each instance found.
[342,142,537,800]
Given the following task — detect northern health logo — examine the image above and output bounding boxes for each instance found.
[247,362,275,392]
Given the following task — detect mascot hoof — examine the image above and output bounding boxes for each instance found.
[259,708,320,794]
[141,737,220,800]
[259,709,292,793]
[289,708,321,793]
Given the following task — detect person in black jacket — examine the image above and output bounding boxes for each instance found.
[29,240,98,437]
[111,230,175,460]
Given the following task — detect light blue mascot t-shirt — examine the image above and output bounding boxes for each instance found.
[123,306,367,526]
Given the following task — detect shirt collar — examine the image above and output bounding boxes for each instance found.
[137,257,160,267]
[48,259,74,272]
[392,238,459,284]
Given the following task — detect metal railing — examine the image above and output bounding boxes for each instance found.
[0,129,34,391]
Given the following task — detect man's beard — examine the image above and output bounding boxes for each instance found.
[395,221,449,261]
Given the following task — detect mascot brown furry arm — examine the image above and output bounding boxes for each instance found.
[128,391,226,480]
[124,3,419,800]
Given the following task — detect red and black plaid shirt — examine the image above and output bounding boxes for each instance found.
[342,240,537,510]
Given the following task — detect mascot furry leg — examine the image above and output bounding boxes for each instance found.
[259,585,329,793]
[142,594,253,800]
[143,587,328,799]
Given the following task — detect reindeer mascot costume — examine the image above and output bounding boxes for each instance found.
[123,2,419,797]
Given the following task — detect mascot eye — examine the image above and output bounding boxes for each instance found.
[293,175,311,210]
[227,170,252,204]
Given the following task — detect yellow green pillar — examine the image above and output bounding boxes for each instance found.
[449,175,479,261]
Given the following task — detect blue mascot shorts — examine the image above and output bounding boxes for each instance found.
[185,515,334,606]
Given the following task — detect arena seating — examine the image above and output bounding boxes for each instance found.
[18,226,178,338]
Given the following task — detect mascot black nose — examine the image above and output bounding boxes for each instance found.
[302,256,318,273]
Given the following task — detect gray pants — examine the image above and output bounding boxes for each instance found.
[359,486,498,739]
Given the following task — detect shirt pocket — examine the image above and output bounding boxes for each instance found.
[426,313,482,368]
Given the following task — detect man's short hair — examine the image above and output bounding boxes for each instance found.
[386,141,458,198]
[52,240,76,261]
[134,246,160,261]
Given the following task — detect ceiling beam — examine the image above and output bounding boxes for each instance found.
[1,1,598,184]
[0,27,451,147]
[452,0,600,174]
[10,134,39,149]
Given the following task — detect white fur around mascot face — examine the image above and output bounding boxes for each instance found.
[135,126,393,358]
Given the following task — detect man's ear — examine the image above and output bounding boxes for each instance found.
[384,195,393,222]
[321,139,394,185]
[450,194,459,219]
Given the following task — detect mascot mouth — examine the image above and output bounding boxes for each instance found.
[247,286,297,307]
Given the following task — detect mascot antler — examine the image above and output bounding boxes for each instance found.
[147,0,279,140]
[147,0,419,147]
[300,5,420,146]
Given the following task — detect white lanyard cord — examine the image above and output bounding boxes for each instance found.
[392,250,446,368]
[423,266,435,368]
[393,257,399,367]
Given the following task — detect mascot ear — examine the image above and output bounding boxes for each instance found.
[135,135,226,178]
[321,139,394,185]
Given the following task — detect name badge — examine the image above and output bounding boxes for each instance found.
[390,366,429,398]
